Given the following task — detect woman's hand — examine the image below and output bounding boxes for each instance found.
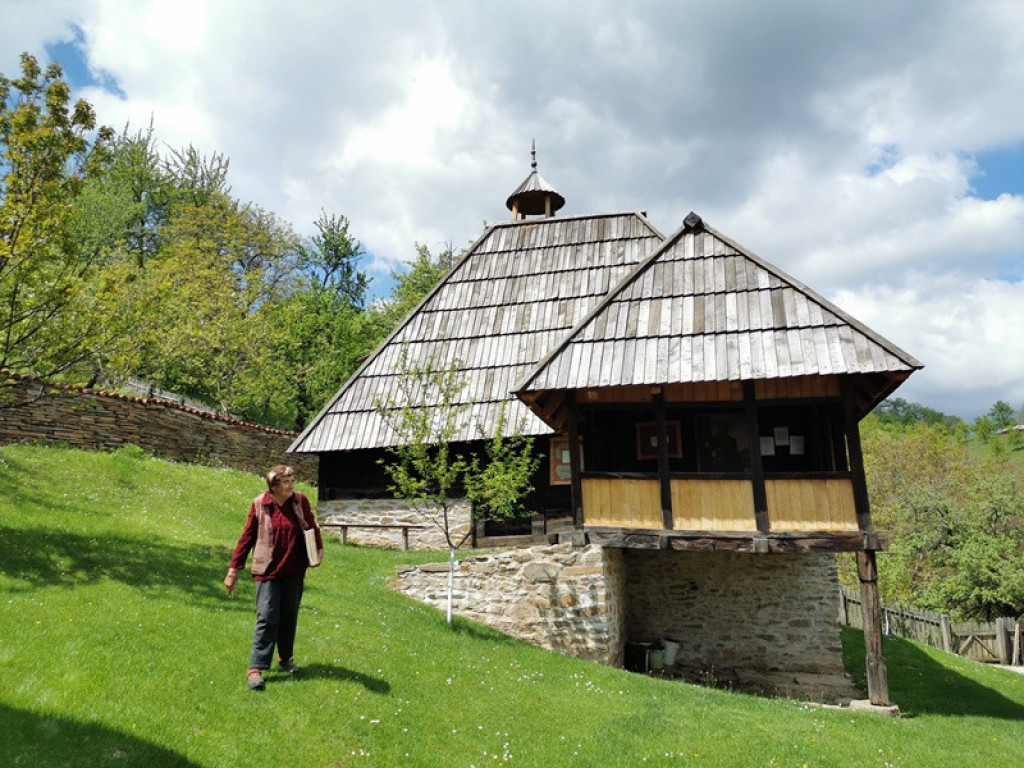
[224,568,238,596]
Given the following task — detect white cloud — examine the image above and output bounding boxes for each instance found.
[4,0,1024,418]
[834,275,1024,418]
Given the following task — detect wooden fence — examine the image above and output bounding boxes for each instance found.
[839,588,1023,666]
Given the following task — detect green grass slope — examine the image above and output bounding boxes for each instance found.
[1,443,1023,767]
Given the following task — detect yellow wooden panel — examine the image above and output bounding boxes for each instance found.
[766,478,858,531]
[582,477,662,528]
[670,478,757,532]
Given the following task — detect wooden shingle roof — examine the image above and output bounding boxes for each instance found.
[289,212,665,453]
[516,213,922,410]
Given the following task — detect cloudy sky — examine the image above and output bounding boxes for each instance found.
[3,0,1023,419]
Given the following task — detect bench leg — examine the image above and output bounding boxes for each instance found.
[402,527,410,551]
[341,525,348,546]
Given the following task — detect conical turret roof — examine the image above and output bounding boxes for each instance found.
[505,142,565,218]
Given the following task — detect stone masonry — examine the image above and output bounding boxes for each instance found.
[0,372,317,481]
[393,542,856,700]
[394,543,626,664]
[624,550,856,699]
[318,498,472,551]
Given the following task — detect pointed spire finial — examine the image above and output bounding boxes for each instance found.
[505,142,565,220]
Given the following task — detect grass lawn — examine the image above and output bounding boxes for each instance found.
[1,443,1023,767]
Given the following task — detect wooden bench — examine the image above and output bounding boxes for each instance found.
[319,522,427,551]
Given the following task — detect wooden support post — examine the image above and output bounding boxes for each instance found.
[654,391,673,530]
[566,392,584,528]
[857,549,890,706]
[743,382,770,533]
[842,380,873,532]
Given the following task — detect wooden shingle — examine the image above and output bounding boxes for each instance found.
[290,212,664,453]
[516,213,922,398]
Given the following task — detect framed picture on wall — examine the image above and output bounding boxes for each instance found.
[635,421,683,460]
[549,436,583,485]
[697,413,748,471]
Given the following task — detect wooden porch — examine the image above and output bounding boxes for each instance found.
[574,475,881,552]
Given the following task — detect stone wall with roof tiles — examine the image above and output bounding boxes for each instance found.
[0,373,316,481]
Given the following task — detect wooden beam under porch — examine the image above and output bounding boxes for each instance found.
[580,527,887,553]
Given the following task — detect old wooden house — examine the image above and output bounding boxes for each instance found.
[291,155,921,703]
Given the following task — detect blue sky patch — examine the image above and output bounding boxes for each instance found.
[970,145,1024,200]
[45,26,125,98]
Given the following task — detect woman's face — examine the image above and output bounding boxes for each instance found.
[274,474,296,495]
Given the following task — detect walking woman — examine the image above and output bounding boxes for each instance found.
[224,464,322,690]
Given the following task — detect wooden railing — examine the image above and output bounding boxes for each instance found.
[582,477,661,528]
[766,478,858,532]
[670,478,755,531]
[581,475,858,533]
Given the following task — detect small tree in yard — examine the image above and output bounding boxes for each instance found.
[375,347,539,623]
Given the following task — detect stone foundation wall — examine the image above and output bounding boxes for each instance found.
[394,543,855,700]
[0,373,317,481]
[624,551,851,695]
[318,498,472,551]
[394,544,626,664]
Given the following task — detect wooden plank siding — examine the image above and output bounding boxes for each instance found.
[581,476,857,535]
[670,478,757,531]
[582,477,662,528]
[765,478,858,532]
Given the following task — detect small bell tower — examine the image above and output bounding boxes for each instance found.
[505,141,565,220]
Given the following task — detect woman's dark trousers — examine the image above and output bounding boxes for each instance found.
[249,571,305,669]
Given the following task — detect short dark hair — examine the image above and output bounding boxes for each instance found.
[266,464,295,490]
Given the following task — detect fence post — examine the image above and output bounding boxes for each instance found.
[940,614,953,655]
[1014,622,1022,667]
[995,617,1012,665]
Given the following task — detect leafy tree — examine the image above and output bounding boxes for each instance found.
[0,53,112,383]
[859,420,1024,620]
[72,122,176,269]
[298,211,369,307]
[375,347,538,623]
[92,184,302,414]
[370,243,453,333]
[972,415,996,444]
[988,400,1017,431]
[234,212,372,429]
[872,398,962,431]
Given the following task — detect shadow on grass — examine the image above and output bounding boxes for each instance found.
[0,702,199,767]
[843,627,1024,719]
[293,663,391,694]
[449,614,520,645]
[0,524,237,607]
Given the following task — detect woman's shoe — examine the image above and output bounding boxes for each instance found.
[247,669,265,690]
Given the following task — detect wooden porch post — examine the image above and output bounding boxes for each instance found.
[654,390,673,530]
[857,549,890,705]
[743,382,770,533]
[843,378,890,705]
[566,391,584,528]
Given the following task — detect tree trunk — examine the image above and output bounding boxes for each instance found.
[446,545,456,624]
